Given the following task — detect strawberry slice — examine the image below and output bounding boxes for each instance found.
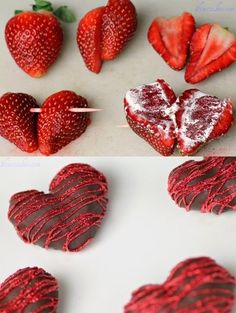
[77,7,105,73]
[101,0,137,60]
[148,12,195,70]
[0,93,38,152]
[124,79,177,156]
[38,91,91,156]
[77,0,137,73]
[185,24,236,83]
[175,89,234,155]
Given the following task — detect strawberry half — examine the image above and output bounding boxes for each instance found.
[124,79,177,156]
[37,90,91,156]
[185,24,236,83]
[77,0,137,73]
[0,93,39,152]
[5,1,76,78]
[148,12,195,70]
[175,89,234,155]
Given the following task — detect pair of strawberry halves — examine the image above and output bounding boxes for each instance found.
[77,0,137,73]
[148,12,236,83]
[0,91,90,155]
[5,0,76,78]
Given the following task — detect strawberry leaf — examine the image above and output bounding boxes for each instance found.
[33,0,53,12]
[53,6,76,23]
[15,10,24,15]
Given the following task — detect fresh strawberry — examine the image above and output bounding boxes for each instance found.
[37,90,91,156]
[148,12,195,70]
[175,89,234,155]
[5,1,76,78]
[185,24,236,83]
[77,0,137,73]
[0,93,39,152]
[124,79,177,156]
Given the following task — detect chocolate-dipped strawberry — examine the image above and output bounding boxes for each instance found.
[0,267,58,312]
[168,157,236,214]
[8,163,108,252]
[125,257,236,313]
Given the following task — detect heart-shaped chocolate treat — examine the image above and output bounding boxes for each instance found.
[168,157,236,214]
[8,163,108,252]
[0,267,58,312]
[125,257,236,313]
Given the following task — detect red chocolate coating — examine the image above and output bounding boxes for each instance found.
[168,157,236,214]
[8,163,108,252]
[125,257,236,313]
[0,267,58,313]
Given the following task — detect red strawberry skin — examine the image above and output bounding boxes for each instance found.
[124,79,177,156]
[148,12,195,70]
[0,93,39,153]
[5,12,63,78]
[185,24,236,83]
[77,7,105,73]
[38,91,91,156]
[176,89,234,155]
[77,0,137,73]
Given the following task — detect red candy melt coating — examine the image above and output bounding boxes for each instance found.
[168,157,236,214]
[125,257,236,313]
[8,163,108,252]
[0,267,58,313]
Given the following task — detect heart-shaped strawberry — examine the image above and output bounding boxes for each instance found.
[124,80,234,156]
[37,90,91,156]
[0,267,58,312]
[8,163,108,252]
[168,157,236,214]
[0,92,39,153]
[175,89,234,155]
[124,79,177,156]
[125,257,236,313]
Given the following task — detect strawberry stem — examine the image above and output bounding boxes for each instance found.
[14,0,76,23]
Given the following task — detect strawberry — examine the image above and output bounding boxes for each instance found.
[148,12,195,70]
[0,93,39,152]
[37,90,91,156]
[5,1,76,78]
[124,79,177,156]
[77,0,137,73]
[175,89,234,155]
[185,24,236,83]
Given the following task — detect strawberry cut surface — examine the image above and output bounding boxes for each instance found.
[185,24,236,83]
[176,89,234,155]
[124,79,177,156]
[148,12,195,70]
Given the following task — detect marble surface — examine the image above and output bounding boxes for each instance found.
[0,0,236,156]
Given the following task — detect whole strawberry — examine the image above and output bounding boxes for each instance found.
[77,0,137,73]
[38,90,91,155]
[0,93,39,152]
[5,0,76,78]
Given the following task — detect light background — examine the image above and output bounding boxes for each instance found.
[0,157,236,312]
[0,0,236,156]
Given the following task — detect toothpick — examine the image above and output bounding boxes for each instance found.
[117,124,130,128]
[30,108,103,113]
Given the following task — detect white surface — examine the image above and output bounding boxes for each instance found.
[0,0,236,156]
[0,157,236,312]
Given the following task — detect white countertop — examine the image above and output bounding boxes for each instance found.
[0,157,236,312]
[0,0,236,156]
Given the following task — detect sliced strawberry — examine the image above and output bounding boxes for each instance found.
[38,91,91,156]
[175,89,234,155]
[5,12,63,77]
[77,7,105,73]
[124,79,177,156]
[77,0,137,73]
[148,12,195,70]
[101,0,137,60]
[185,24,236,83]
[0,93,38,152]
